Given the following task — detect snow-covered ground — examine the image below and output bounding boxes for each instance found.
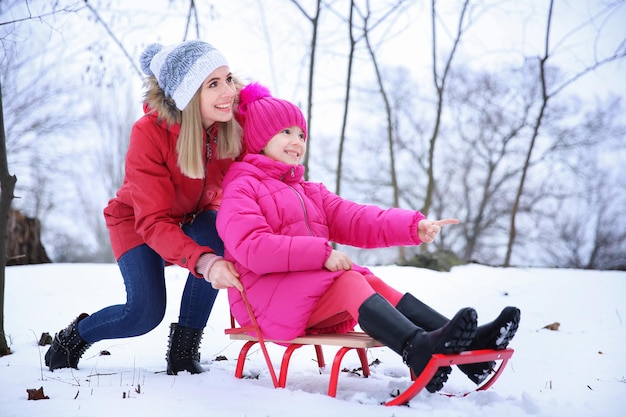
[2,263,624,416]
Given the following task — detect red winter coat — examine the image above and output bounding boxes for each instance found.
[216,153,426,340]
[103,106,234,274]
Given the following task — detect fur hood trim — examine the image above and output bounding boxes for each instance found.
[143,76,181,126]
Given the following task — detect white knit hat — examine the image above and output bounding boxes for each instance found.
[139,40,229,111]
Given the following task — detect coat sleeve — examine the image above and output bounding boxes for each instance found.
[125,123,210,274]
[317,183,426,248]
[217,178,332,275]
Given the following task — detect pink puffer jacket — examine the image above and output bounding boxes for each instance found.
[216,153,425,340]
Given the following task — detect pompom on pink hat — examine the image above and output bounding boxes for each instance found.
[237,82,307,154]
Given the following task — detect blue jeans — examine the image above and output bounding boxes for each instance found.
[78,210,222,343]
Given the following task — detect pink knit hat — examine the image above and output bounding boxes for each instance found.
[237,82,307,154]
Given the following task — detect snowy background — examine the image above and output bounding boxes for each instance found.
[1,263,624,416]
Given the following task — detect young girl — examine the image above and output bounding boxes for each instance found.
[216,83,520,392]
[45,41,244,375]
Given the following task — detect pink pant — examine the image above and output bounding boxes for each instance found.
[306,270,403,330]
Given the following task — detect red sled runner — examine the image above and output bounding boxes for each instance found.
[225,290,514,406]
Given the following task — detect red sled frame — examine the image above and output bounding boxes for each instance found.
[225,290,514,406]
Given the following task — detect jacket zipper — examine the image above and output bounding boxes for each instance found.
[284,166,313,236]
[288,186,314,236]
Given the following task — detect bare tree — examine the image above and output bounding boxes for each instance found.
[1,3,95,224]
[334,0,356,198]
[0,0,91,355]
[0,0,84,27]
[435,57,625,267]
[504,0,626,266]
[0,79,16,356]
[503,2,553,267]
[421,0,470,218]
[183,0,201,39]
[290,0,322,178]
[537,98,626,270]
[359,0,411,262]
[547,171,626,270]
[440,66,535,263]
[82,1,142,77]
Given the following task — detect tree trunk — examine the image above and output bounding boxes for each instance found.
[422,0,469,213]
[363,11,402,262]
[293,0,322,179]
[335,0,356,198]
[7,208,51,265]
[504,0,553,266]
[421,0,469,254]
[0,79,16,356]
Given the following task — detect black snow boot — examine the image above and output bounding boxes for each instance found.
[396,293,520,384]
[358,294,477,393]
[44,313,93,371]
[166,323,205,375]
[460,306,520,383]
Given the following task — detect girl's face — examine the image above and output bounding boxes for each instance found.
[199,66,236,129]
[262,126,306,165]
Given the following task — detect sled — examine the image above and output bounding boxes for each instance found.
[225,289,514,405]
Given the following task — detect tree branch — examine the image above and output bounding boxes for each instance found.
[83,2,142,77]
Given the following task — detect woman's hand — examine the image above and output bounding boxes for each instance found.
[207,259,243,291]
[324,249,353,272]
[418,218,459,243]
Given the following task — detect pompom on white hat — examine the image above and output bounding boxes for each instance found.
[140,40,229,111]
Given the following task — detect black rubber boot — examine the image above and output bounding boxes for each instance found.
[166,323,205,375]
[461,306,520,383]
[44,313,93,371]
[358,294,477,393]
[396,293,520,384]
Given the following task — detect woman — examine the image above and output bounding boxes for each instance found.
[216,83,520,392]
[45,40,244,375]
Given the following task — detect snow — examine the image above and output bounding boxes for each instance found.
[2,263,625,416]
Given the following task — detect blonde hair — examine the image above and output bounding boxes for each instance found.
[143,75,242,179]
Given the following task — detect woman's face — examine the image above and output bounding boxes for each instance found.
[199,66,236,129]
[263,126,306,165]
